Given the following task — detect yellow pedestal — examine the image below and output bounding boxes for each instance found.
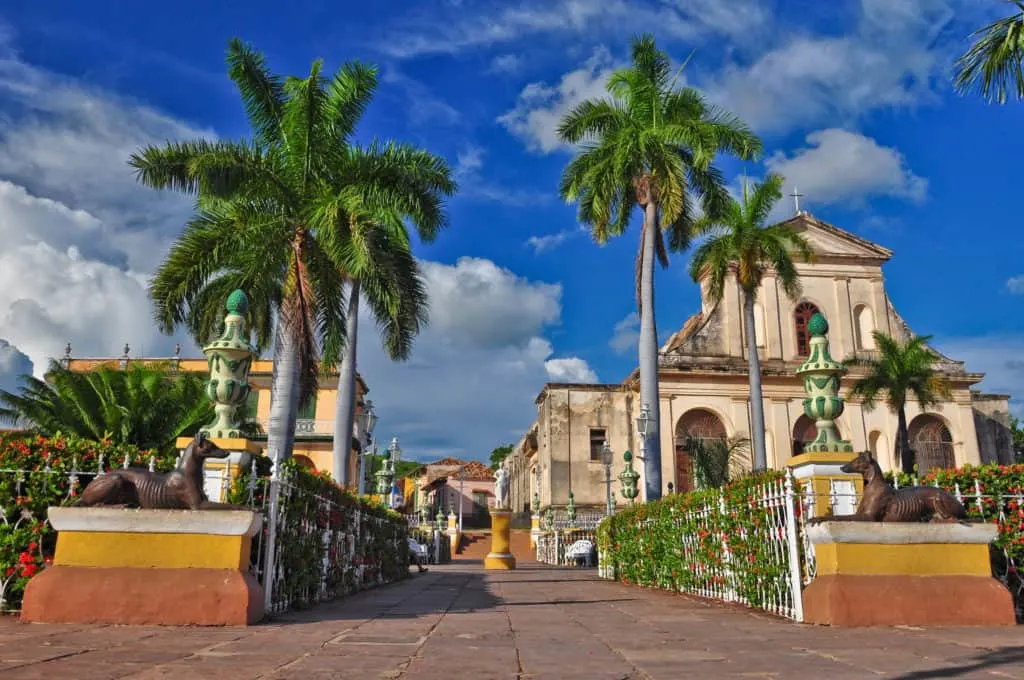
[447,513,460,554]
[802,522,1015,626]
[529,514,541,551]
[485,509,516,570]
[22,507,264,626]
[787,451,863,519]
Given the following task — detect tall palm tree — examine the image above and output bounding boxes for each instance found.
[688,173,812,471]
[321,144,455,488]
[846,332,952,474]
[954,0,1024,104]
[0,361,215,455]
[557,34,761,500]
[130,40,371,467]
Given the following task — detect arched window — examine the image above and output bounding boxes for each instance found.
[675,409,727,492]
[854,305,876,351]
[794,302,821,356]
[909,415,955,474]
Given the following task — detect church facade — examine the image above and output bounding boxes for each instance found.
[505,212,1015,514]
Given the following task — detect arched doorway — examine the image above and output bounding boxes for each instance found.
[675,409,727,492]
[794,301,821,356]
[294,455,317,472]
[792,414,843,456]
[909,415,955,474]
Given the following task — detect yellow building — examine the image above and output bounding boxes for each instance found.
[63,351,370,483]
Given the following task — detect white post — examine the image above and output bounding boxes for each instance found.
[262,460,282,614]
[458,465,465,532]
[783,469,805,622]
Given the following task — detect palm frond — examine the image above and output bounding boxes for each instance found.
[954,1,1024,104]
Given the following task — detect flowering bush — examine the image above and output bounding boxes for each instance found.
[229,460,409,611]
[0,432,165,609]
[600,470,793,611]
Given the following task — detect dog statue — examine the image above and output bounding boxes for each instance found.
[74,432,248,511]
[808,450,967,524]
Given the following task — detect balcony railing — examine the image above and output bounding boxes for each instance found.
[256,418,335,436]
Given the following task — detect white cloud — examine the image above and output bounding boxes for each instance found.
[0,34,203,379]
[380,66,460,127]
[1007,277,1024,295]
[489,54,524,75]
[525,229,576,254]
[932,336,1024,418]
[701,0,981,134]
[453,144,551,206]
[0,339,32,395]
[765,129,927,207]
[357,257,597,460]
[498,47,619,154]
[375,0,745,60]
[544,357,598,383]
[609,312,640,354]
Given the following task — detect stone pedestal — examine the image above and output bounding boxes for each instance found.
[787,452,863,519]
[803,522,1015,627]
[177,436,262,504]
[22,507,264,626]
[447,512,460,555]
[529,513,541,551]
[485,509,516,570]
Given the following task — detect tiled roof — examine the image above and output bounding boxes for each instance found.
[447,460,494,482]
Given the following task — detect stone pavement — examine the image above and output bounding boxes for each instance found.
[0,561,1022,679]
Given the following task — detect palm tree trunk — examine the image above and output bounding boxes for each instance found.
[638,200,662,501]
[743,291,768,471]
[266,323,300,470]
[896,406,913,474]
[332,279,361,486]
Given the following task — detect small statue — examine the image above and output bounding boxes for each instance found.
[74,433,247,511]
[809,450,967,524]
[494,468,509,510]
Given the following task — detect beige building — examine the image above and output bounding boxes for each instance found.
[506,212,1015,513]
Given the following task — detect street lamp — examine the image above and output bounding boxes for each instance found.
[601,440,614,517]
[356,400,377,496]
[635,402,652,501]
[458,464,465,532]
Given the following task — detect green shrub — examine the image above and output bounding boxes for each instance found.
[0,432,164,610]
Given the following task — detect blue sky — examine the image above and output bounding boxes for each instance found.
[0,0,1021,462]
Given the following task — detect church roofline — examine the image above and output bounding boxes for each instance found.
[534,382,626,405]
[782,212,894,261]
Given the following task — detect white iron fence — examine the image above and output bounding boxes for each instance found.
[590,470,1024,624]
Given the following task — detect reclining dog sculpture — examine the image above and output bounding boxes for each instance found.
[809,450,967,524]
[75,432,247,510]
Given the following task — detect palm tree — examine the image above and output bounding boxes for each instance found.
[323,144,455,488]
[0,361,215,455]
[130,39,372,468]
[846,332,953,474]
[954,0,1024,104]
[688,173,812,471]
[557,34,761,501]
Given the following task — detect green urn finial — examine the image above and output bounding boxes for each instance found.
[200,289,256,439]
[795,313,853,454]
[619,450,640,505]
[226,289,249,316]
[808,312,828,337]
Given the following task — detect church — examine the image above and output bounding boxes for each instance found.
[503,211,1015,514]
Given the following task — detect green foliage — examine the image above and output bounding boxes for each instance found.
[228,459,409,609]
[489,444,514,470]
[846,332,952,472]
[954,0,1024,104]
[0,361,221,457]
[687,436,750,489]
[601,470,792,609]
[1010,416,1024,462]
[0,433,167,609]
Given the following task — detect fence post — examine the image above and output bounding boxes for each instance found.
[783,469,805,622]
[262,461,282,614]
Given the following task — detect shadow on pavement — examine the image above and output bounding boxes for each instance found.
[890,646,1024,679]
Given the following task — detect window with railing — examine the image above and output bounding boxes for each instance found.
[794,302,821,356]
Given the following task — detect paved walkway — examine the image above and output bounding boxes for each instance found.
[0,562,1022,679]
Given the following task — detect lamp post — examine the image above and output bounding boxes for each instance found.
[601,440,614,517]
[458,464,465,532]
[636,402,652,502]
[356,400,377,496]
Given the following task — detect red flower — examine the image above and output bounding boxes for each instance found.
[27,542,37,552]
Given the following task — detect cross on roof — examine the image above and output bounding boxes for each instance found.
[790,187,804,215]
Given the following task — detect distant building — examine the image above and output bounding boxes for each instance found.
[62,349,371,483]
[506,212,1015,513]
[407,457,496,527]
